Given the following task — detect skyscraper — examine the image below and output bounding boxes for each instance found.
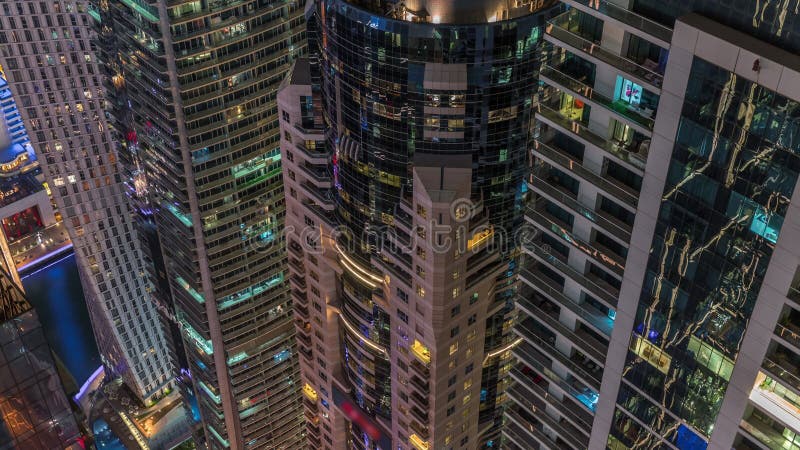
[505,1,800,449]
[99,0,309,448]
[0,0,174,404]
[279,1,562,449]
[0,263,83,450]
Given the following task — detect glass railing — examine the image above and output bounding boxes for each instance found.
[533,138,640,207]
[522,239,618,308]
[541,66,656,130]
[531,172,632,243]
[513,341,599,414]
[517,294,608,363]
[508,371,594,431]
[507,382,590,449]
[520,276,613,338]
[526,204,626,276]
[763,357,800,393]
[567,0,672,43]
[517,319,603,388]
[775,323,800,349]
[536,102,648,171]
[546,13,663,87]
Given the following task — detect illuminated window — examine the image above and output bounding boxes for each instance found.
[463,379,472,390]
[631,335,671,374]
[449,342,458,355]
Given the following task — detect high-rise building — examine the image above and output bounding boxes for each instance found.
[0,254,83,449]
[0,0,175,404]
[279,1,562,449]
[0,1,173,403]
[505,1,800,449]
[98,0,308,448]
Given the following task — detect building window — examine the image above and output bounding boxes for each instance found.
[449,342,458,355]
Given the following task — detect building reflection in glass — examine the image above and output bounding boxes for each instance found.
[611,57,800,447]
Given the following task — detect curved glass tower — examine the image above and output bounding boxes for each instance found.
[280,1,562,449]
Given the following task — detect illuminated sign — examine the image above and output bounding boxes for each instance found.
[332,386,391,449]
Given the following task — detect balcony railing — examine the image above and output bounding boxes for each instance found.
[521,239,619,308]
[545,12,663,88]
[564,0,672,44]
[512,341,599,412]
[508,368,594,431]
[526,203,625,277]
[519,275,613,338]
[762,357,800,393]
[516,319,603,389]
[536,103,646,173]
[505,406,573,450]
[540,66,655,131]
[530,172,633,243]
[775,322,800,350]
[533,138,640,208]
[516,293,608,364]
[507,383,590,449]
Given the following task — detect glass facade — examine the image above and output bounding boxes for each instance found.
[611,57,800,448]
[316,1,561,448]
[100,0,308,448]
[632,0,800,54]
[0,270,81,450]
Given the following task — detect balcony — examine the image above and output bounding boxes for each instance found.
[740,406,800,450]
[508,368,594,432]
[410,390,429,408]
[409,375,429,394]
[507,383,590,449]
[409,433,430,450]
[530,173,632,243]
[519,273,613,339]
[536,103,646,173]
[540,66,655,133]
[298,163,332,188]
[521,240,619,309]
[409,420,430,440]
[563,0,672,46]
[762,357,800,394]
[526,201,625,277]
[775,319,800,351]
[410,339,431,365]
[503,420,542,450]
[534,133,640,208]
[302,383,318,402]
[516,290,608,364]
[298,181,334,211]
[516,319,603,390]
[410,406,429,424]
[545,10,663,90]
[505,406,573,450]
[513,342,599,417]
[289,274,307,292]
[410,358,430,378]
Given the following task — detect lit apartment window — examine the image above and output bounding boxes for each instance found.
[449,342,458,355]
